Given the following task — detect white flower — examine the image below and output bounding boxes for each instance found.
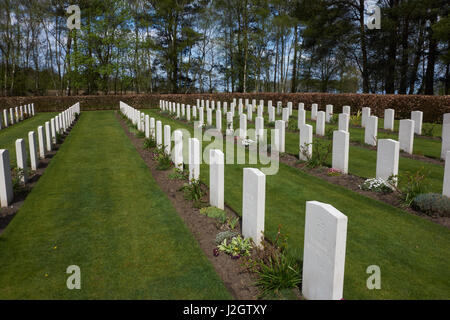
[241,139,255,146]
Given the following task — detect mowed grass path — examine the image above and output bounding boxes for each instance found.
[0,112,58,165]
[143,108,450,300]
[0,110,230,299]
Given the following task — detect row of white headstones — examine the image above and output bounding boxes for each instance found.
[121,100,348,300]
[160,99,450,198]
[0,104,35,129]
[0,103,80,208]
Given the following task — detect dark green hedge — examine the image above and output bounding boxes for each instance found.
[1,92,448,123]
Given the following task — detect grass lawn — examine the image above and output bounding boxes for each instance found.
[0,112,58,165]
[143,108,450,300]
[0,110,231,299]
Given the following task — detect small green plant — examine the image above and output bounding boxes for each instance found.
[200,206,227,224]
[325,127,334,140]
[254,254,302,297]
[143,137,157,150]
[329,114,338,124]
[153,148,172,171]
[135,130,145,138]
[412,193,450,217]
[215,230,239,245]
[268,121,275,128]
[168,168,187,180]
[421,123,435,137]
[350,110,361,126]
[11,167,27,196]
[397,168,429,206]
[244,226,301,297]
[74,112,80,121]
[287,121,297,131]
[180,179,205,207]
[55,132,63,144]
[227,217,239,229]
[301,139,332,168]
[218,235,253,258]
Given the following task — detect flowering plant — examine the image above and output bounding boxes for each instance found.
[360,178,394,193]
[241,139,255,147]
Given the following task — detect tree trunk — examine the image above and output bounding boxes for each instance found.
[424,14,438,95]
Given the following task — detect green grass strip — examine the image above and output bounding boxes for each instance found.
[0,110,231,300]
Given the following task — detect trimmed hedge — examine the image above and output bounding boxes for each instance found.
[0,92,449,123]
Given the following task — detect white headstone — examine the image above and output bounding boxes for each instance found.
[268,106,275,123]
[302,201,348,300]
[15,139,28,183]
[28,131,38,171]
[173,130,183,170]
[326,104,333,123]
[311,104,318,120]
[288,102,293,116]
[189,138,200,182]
[50,118,56,144]
[45,121,52,151]
[316,111,326,136]
[156,120,162,148]
[164,125,171,155]
[332,130,349,174]
[255,116,264,141]
[277,101,282,115]
[145,115,150,138]
[399,119,414,154]
[199,107,204,125]
[444,151,450,198]
[342,106,350,115]
[338,113,349,132]
[3,110,8,127]
[384,109,395,131]
[216,110,222,131]
[297,109,306,129]
[239,113,247,139]
[361,107,370,128]
[411,111,423,135]
[376,139,399,186]
[38,126,46,159]
[150,117,155,139]
[210,149,224,210]
[242,168,265,247]
[282,108,289,126]
[365,116,378,146]
[0,149,13,207]
[257,105,263,118]
[186,105,191,121]
[246,104,252,122]
[442,123,450,160]
[207,108,212,126]
[299,124,313,161]
[274,120,285,153]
